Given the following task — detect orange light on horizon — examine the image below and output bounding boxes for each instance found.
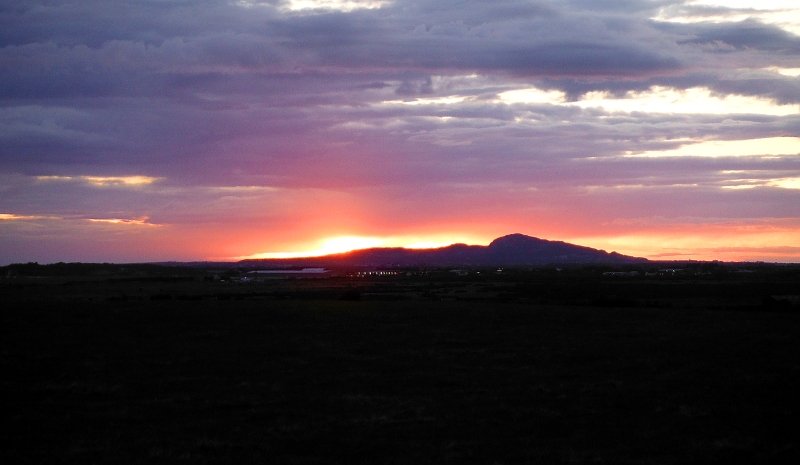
[236,236,385,260]
[403,241,455,249]
[226,221,800,264]
[571,222,800,263]
[233,234,482,260]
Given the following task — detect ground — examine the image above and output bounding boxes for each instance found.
[2,265,800,464]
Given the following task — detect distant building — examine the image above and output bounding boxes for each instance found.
[603,271,639,277]
[658,269,682,276]
[249,268,330,276]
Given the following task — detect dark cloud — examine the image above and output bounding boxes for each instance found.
[674,19,800,53]
[486,41,681,77]
[0,1,266,47]
[0,0,689,101]
[564,0,673,14]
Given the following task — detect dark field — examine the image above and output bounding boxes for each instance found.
[3,266,800,464]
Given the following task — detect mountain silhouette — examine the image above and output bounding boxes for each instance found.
[240,233,647,267]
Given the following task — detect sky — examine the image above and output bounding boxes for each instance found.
[1,0,800,264]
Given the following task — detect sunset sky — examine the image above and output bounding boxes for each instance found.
[2,0,799,264]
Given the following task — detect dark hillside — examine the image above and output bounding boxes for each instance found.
[240,233,646,268]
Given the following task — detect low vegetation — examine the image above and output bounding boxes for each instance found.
[2,263,799,464]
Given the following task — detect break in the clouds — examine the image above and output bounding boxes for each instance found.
[1,0,799,264]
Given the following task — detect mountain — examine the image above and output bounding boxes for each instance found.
[239,233,647,267]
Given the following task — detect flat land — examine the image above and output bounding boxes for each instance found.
[3,267,800,464]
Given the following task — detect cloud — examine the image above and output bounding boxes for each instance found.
[499,85,800,114]
[87,216,160,226]
[721,176,800,190]
[0,213,48,221]
[625,137,800,158]
[36,175,160,187]
[768,67,800,76]
[675,20,800,53]
[654,0,800,36]
[1,0,800,262]
[282,0,391,12]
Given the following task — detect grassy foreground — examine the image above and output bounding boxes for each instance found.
[3,294,800,464]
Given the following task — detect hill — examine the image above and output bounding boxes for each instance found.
[239,233,647,268]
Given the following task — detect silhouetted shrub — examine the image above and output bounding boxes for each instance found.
[762,296,792,310]
[590,297,636,308]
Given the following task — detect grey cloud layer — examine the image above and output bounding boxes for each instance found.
[0,1,757,95]
[2,1,796,105]
[1,0,799,226]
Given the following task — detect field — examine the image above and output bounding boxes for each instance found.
[3,265,800,464]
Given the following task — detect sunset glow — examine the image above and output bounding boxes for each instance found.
[2,1,800,264]
[240,236,386,259]
[575,224,800,263]
[239,236,468,260]
[403,241,455,249]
